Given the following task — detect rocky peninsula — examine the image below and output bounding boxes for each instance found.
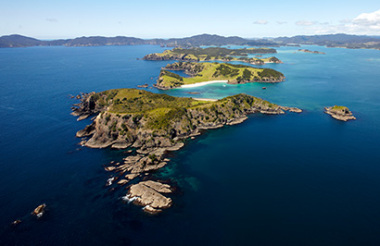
[154,62,285,90]
[143,47,282,65]
[325,106,356,121]
[72,89,301,213]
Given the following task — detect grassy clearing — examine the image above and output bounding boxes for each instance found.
[331,105,349,111]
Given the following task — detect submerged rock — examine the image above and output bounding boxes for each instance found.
[325,106,356,121]
[11,219,22,226]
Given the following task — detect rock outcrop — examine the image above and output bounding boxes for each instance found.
[32,204,46,218]
[127,180,173,214]
[71,92,101,121]
[325,106,356,121]
[280,106,303,113]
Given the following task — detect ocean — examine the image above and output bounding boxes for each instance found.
[0,44,380,245]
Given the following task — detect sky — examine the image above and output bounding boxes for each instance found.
[0,0,379,39]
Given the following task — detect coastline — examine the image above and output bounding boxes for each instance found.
[193,98,218,102]
[72,89,302,213]
[180,80,228,88]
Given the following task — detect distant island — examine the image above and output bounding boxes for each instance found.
[143,47,282,65]
[1,33,380,50]
[0,34,270,48]
[72,89,301,213]
[154,62,285,90]
[275,34,380,50]
[325,105,356,121]
[298,49,326,54]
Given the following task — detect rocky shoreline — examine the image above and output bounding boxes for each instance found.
[72,89,302,214]
[325,106,356,121]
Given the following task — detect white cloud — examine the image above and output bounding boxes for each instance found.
[295,20,317,26]
[276,21,287,25]
[353,9,380,26]
[313,9,380,35]
[253,20,268,25]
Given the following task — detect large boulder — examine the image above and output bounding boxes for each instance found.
[127,180,172,214]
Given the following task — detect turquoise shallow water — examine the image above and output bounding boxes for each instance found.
[0,45,380,245]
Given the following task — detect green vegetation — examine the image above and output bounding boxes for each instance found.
[156,62,285,88]
[92,89,209,114]
[213,64,239,77]
[170,47,276,57]
[143,47,280,64]
[156,70,184,88]
[331,105,349,111]
[257,68,284,79]
[87,88,278,131]
[242,69,252,80]
[159,70,183,81]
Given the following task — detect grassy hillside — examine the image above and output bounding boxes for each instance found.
[155,62,284,89]
[143,47,279,64]
[79,89,279,133]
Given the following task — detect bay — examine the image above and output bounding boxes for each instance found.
[0,44,380,245]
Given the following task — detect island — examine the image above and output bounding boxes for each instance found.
[72,88,301,213]
[298,49,326,54]
[143,47,282,65]
[2,33,380,50]
[325,106,356,121]
[153,62,285,90]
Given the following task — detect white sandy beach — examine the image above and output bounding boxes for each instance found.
[193,98,218,102]
[180,80,228,88]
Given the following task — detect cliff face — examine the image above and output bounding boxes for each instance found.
[73,89,301,213]
[75,90,288,150]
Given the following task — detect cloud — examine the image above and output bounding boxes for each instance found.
[295,20,317,26]
[313,9,380,35]
[253,20,268,25]
[352,9,380,26]
[276,21,287,25]
[46,18,58,23]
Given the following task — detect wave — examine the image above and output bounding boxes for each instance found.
[121,194,138,204]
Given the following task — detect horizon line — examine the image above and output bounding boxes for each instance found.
[2,32,378,41]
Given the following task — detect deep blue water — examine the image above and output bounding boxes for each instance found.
[0,44,380,245]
